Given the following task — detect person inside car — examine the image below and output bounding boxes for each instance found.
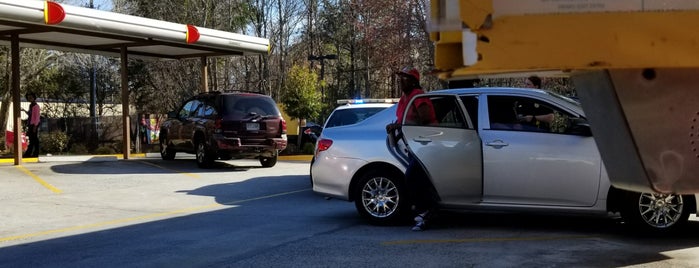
[520,75,554,130]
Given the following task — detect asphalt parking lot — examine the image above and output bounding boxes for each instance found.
[0,153,310,240]
[3,155,699,267]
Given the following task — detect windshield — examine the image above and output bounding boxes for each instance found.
[324,107,388,128]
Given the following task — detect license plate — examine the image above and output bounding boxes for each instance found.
[246,123,260,131]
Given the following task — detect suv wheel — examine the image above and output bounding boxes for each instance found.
[160,134,175,160]
[260,150,278,167]
[354,169,408,225]
[620,191,691,232]
[196,139,214,168]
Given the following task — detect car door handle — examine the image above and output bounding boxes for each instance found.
[413,137,432,144]
[485,140,509,148]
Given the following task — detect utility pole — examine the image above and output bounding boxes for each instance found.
[307,54,337,101]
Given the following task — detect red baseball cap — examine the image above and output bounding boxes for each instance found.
[397,66,420,81]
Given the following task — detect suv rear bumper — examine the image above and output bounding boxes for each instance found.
[212,134,287,154]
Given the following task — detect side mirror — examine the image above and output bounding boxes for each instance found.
[569,118,592,137]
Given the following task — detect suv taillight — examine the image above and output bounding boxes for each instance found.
[316,138,333,152]
[281,118,287,134]
[214,117,222,133]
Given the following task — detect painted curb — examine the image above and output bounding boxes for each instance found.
[1,154,313,164]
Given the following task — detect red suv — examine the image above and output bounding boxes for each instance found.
[159,91,287,168]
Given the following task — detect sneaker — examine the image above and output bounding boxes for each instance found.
[413,211,430,222]
[411,220,427,231]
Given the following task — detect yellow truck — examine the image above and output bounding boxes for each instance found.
[429,0,699,193]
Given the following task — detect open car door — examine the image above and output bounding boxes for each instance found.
[392,94,483,205]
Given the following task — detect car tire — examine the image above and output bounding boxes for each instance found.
[159,133,175,160]
[260,150,279,167]
[309,156,315,186]
[195,139,214,168]
[260,150,278,168]
[353,169,408,225]
[620,191,692,232]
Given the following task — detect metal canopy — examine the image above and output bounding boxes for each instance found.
[0,0,269,58]
[1,0,270,165]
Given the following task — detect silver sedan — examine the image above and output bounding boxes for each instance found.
[311,87,698,232]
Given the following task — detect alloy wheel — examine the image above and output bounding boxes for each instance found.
[361,176,400,218]
[637,193,684,229]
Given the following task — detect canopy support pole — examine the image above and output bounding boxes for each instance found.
[120,46,130,159]
[11,34,21,165]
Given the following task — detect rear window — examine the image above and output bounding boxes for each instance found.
[221,95,279,117]
[324,107,387,128]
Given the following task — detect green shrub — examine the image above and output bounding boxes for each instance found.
[39,131,70,154]
[281,144,298,155]
[68,143,89,155]
[302,142,315,154]
[93,146,115,155]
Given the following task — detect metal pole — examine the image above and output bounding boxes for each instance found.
[11,34,21,165]
[120,46,130,159]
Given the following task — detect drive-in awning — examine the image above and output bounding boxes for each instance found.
[0,0,271,164]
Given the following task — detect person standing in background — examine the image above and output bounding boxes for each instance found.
[23,92,41,158]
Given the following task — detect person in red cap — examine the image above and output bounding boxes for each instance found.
[386,66,438,231]
[386,66,435,131]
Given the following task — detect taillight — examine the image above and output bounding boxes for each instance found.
[214,117,222,133]
[280,119,287,134]
[316,138,333,152]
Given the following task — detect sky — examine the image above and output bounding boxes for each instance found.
[62,0,113,11]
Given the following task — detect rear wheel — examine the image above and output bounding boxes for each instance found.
[260,150,278,167]
[620,191,691,232]
[195,139,214,168]
[159,134,175,160]
[353,169,408,225]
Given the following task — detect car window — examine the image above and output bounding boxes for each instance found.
[404,95,469,129]
[221,95,278,117]
[325,107,387,128]
[487,95,582,135]
[460,95,478,129]
[178,100,200,119]
[196,103,216,118]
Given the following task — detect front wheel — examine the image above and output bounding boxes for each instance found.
[160,134,175,160]
[353,170,408,225]
[620,191,692,232]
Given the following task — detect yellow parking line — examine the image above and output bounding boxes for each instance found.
[16,165,62,194]
[0,188,309,243]
[382,235,594,245]
[136,160,200,178]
